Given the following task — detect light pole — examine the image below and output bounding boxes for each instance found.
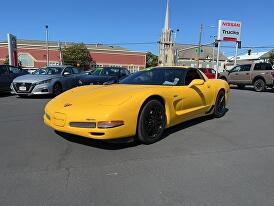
[45,25,49,66]
[197,24,203,69]
[210,35,217,69]
[171,29,180,65]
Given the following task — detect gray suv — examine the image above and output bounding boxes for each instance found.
[11,65,84,97]
[219,63,274,92]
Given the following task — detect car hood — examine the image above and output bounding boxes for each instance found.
[47,84,157,111]
[13,74,60,83]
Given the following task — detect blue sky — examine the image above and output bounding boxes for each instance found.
[1,0,274,56]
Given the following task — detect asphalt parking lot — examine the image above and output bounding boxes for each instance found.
[1,88,274,206]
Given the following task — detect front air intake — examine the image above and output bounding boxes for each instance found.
[69,122,96,128]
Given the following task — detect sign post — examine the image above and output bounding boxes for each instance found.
[7,34,18,66]
[216,20,242,78]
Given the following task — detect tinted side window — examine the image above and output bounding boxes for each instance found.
[0,66,9,75]
[262,63,272,70]
[9,66,20,74]
[239,64,251,72]
[102,68,120,76]
[253,63,272,71]
[63,67,73,74]
[72,67,80,74]
[185,69,203,85]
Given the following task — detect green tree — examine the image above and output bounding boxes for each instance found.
[62,43,93,69]
[268,52,274,66]
[3,55,9,65]
[146,52,158,67]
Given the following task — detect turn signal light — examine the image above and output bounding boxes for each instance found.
[271,72,274,78]
[97,121,124,129]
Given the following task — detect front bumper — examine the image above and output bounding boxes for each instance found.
[43,113,134,140]
[11,83,52,95]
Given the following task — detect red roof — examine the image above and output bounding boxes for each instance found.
[91,52,145,66]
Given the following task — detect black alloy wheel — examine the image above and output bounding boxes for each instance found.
[137,100,166,144]
[53,83,63,96]
[213,90,226,118]
[253,79,266,92]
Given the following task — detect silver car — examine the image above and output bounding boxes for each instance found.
[11,66,84,97]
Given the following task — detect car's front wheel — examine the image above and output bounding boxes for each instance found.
[213,90,226,118]
[137,100,166,144]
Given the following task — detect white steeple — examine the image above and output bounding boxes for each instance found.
[158,0,175,66]
[164,0,170,31]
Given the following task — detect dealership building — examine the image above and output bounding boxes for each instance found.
[0,39,146,72]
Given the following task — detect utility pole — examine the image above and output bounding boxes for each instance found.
[197,24,203,69]
[45,25,49,66]
[58,41,63,65]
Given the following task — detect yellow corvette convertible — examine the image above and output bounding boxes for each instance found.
[44,67,230,144]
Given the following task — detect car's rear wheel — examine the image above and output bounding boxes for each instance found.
[213,90,226,118]
[53,83,63,96]
[137,100,166,144]
[253,79,265,92]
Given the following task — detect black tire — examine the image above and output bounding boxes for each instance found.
[53,83,63,96]
[253,79,266,92]
[137,100,166,144]
[237,84,245,89]
[213,90,226,118]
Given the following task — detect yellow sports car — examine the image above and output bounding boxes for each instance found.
[44,66,230,144]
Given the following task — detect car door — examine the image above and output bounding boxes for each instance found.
[0,65,11,92]
[227,66,241,84]
[8,66,22,82]
[174,69,213,120]
[71,67,83,86]
[61,67,75,90]
[119,68,130,81]
[237,64,252,84]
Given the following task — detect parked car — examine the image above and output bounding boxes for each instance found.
[0,65,28,93]
[11,65,84,97]
[44,66,230,144]
[219,63,274,92]
[78,67,130,86]
[199,68,219,79]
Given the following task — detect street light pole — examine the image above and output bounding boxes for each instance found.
[197,24,203,68]
[45,25,49,66]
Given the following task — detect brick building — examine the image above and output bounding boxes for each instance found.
[0,40,146,72]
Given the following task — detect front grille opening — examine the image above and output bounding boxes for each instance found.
[90,132,105,136]
[70,122,96,128]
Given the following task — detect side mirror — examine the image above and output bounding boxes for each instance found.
[63,72,71,76]
[188,79,205,88]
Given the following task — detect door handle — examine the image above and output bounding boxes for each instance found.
[246,73,249,75]
[235,73,239,75]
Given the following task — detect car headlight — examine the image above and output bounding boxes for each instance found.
[36,79,52,85]
[97,121,124,129]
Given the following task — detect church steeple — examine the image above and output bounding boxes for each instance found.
[164,0,170,31]
[158,0,175,66]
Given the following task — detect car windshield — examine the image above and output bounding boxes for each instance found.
[120,68,186,86]
[33,67,63,75]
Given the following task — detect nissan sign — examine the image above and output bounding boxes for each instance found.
[217,20,242,42]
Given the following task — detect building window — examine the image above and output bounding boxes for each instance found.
[18,54,34,67]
